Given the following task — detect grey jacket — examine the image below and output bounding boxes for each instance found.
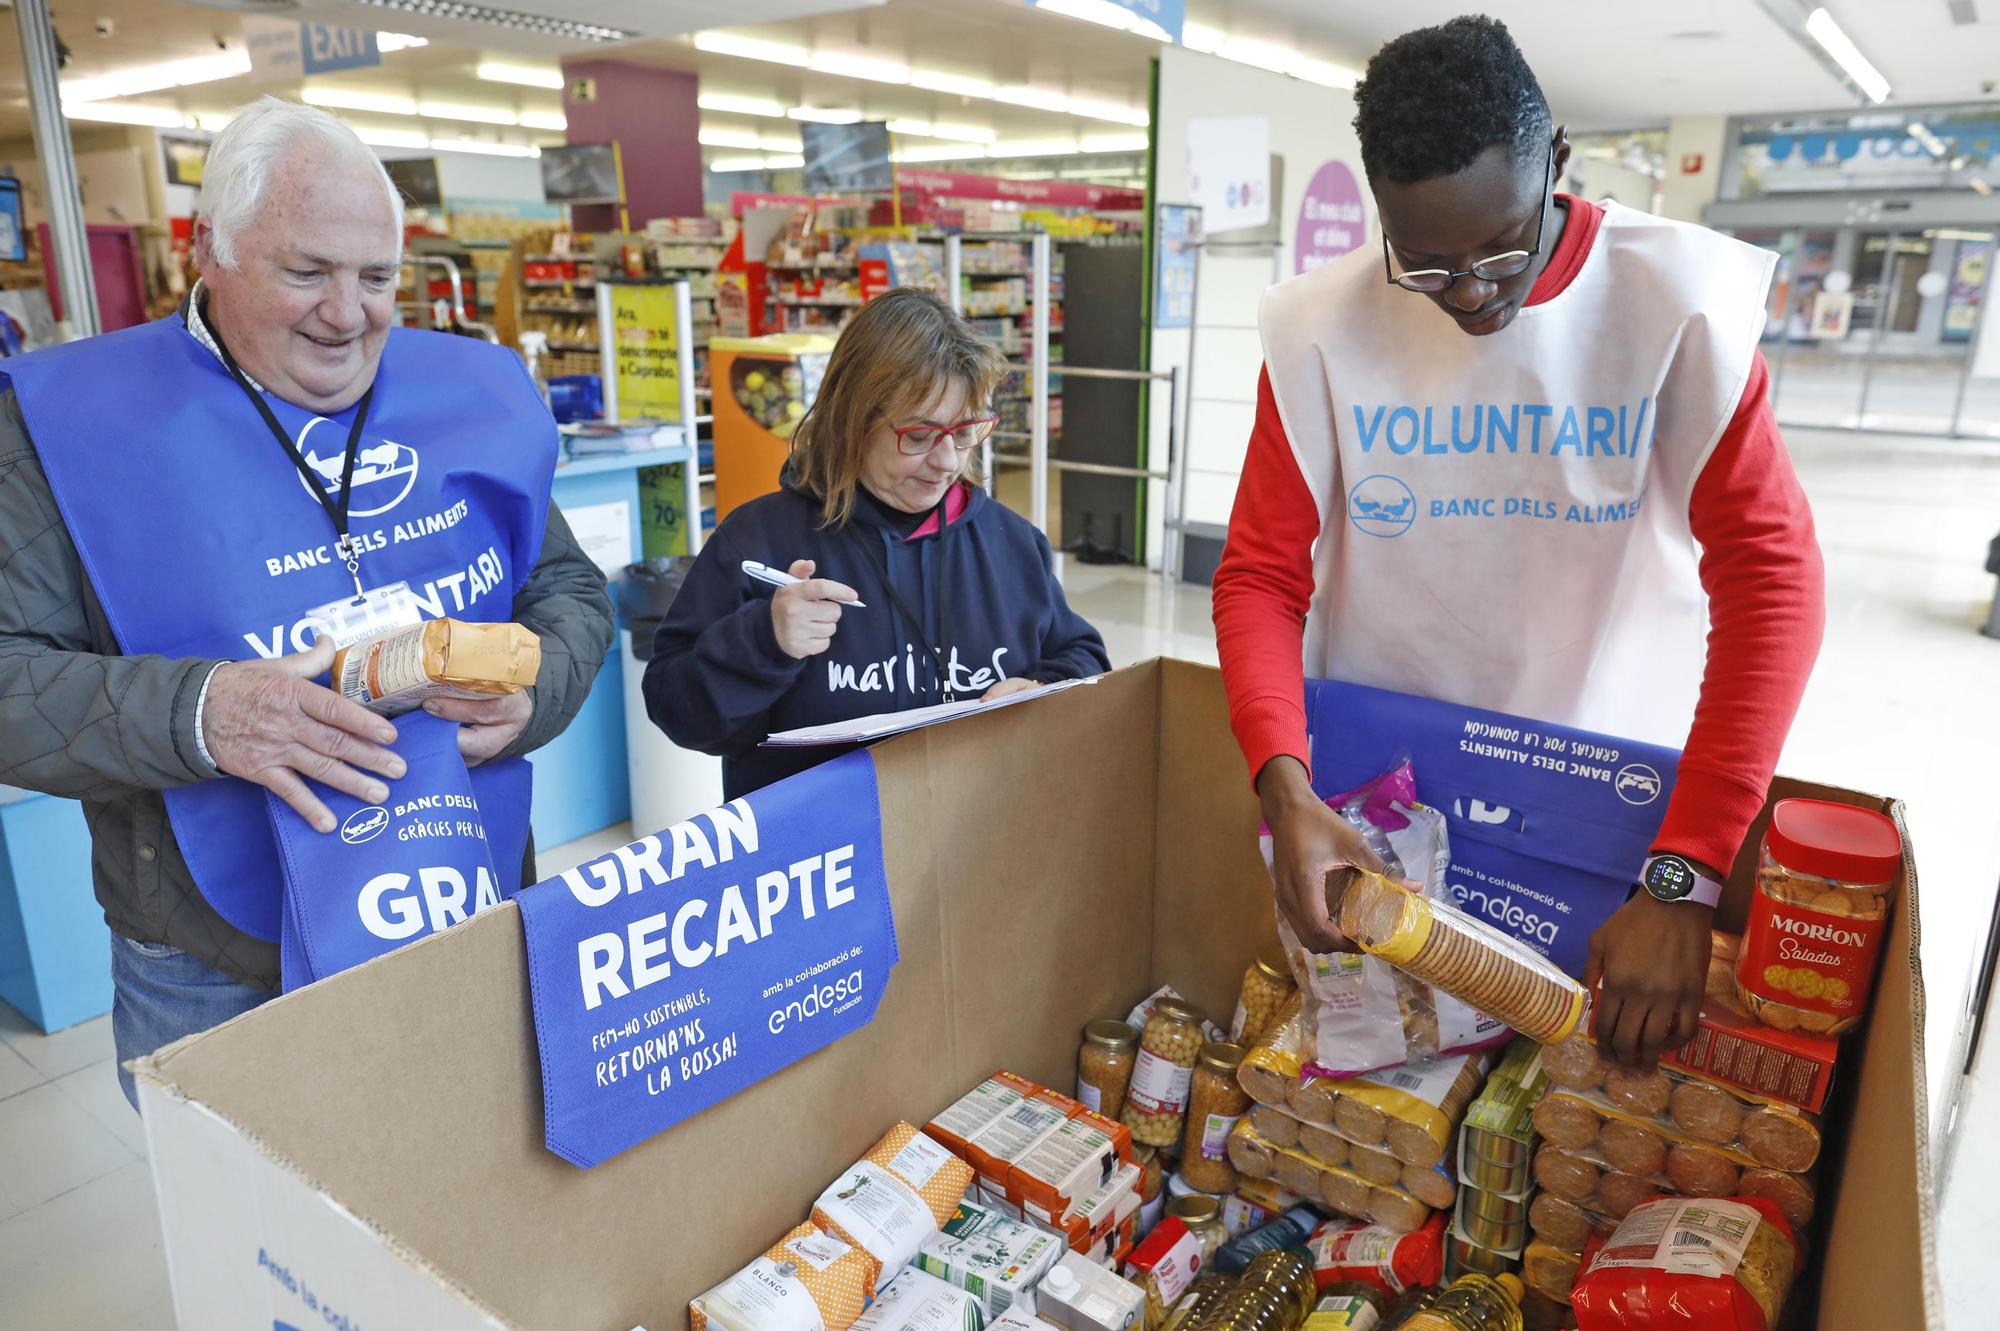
[0,390,614,989]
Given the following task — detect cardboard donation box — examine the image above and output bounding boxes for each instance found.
[132,662,1940,1331]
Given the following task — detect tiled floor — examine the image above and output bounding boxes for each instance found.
[2,424,1997,1328]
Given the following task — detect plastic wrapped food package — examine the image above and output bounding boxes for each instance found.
[1226,1118,1281,1181]
[1268,764,1509,1079]
[1235,991,1306,1109]
[1531,1080,1822,1173]
[1297,1121,1351,1168]
[1528,1193,1617,1254]
[1521,1240,1582,1306]
[812,1121,973,1270]
[1401,1160,1458,1211]
[1569,1197,1800,1331]
[1232,945,1298,1047]
[691,1223,882,1331]
[1250,1103,1302,1150]
[1735,798,1903,1038]
[1338,871,1588,1046]
[1307,1213,1447,1294]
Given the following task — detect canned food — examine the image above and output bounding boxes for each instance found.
[1456,1188,1530,1252]
[1462,1127,1531,1169]
[1460,1151,1532,1198]
[1447,1228,1521,1281]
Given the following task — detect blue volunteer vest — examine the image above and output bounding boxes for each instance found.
[7,315,556,984]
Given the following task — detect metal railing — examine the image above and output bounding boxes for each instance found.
[945,234,1190,582]
[402,254,499,343]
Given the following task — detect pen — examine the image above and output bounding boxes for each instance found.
[740,560,866,607]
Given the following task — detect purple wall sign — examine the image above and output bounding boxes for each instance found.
[1295,160,1366,275]
[560,60,704,230]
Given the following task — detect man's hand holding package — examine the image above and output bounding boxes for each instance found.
[1258,755,1386,953]
[1587,888,1715,1070]
[203,637,404,834]
[426,689,533,765]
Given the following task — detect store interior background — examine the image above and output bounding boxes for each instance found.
[0,0,1995,1325]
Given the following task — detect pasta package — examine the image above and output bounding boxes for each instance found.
[813,1122,974,1270]
[331,618,540,716]
[1532,1044,1824,1174]
[1306,1213,1447,1294]
[691,1223,883,1331]
[1569,1197,1800,1331]
[1338,871,1588,1046]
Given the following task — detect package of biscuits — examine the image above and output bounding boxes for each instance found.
[1521,1239,1583,1306]
[1337,870,1589,1046]
[1266,763,1512,1078]
[331,618,541,716]
[1526,1191,1620,1255]
[1530,1137,1819,1236]
[1569,1196,1801,1331]
[1532,1043,1824,1174]
[690,1223,883,1331]
[1236,990,1306,1109]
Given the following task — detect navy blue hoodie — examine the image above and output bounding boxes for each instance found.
[644,472,1110,798]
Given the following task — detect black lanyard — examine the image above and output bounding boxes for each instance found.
[208,312,376,596]
[849,495,955,702]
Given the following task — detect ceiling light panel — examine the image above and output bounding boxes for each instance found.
[910,69,995,97]
[376,33,429,52]
[518,110,567,131]
[808,51,910,84]
[63,101,187,128]
[990,138,1081,158]
[695,32,809,64]
[700,126,765,149]
[353,124,431,148]
[788,106,865,124]
[931,121,998,144]
[994,86,1069,111]
[477,60,563,89]
[418,101,519,126]
[60,50,251,103]
[430,138,540,157]
[698,93,788,118]
[303,87,418,116]
[1067,97,1148,126]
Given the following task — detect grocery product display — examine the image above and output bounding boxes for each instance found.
[1530,1076,1823,1173]
[1568,1197,1799,1331]
[1736,798,1905,1037]
[330,619,540,716]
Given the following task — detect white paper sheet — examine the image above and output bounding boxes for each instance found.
[761,676,1097,747]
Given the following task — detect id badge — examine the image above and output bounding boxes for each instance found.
[300,581,422,650]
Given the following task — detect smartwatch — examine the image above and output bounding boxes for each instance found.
[1640,853,1724,908]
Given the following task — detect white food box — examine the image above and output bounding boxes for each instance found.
[916,1200,1063,1321]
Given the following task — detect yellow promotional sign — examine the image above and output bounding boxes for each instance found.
[610,282,680,420]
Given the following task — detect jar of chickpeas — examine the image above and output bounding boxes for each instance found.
[1179,1042,1251,1194]
[1230,946,1296,1046]
[1123,997,1208,1148]
[1736,798,1903,1036]
[1078,1019,1139,1120]
[1166,1194,1229,1265]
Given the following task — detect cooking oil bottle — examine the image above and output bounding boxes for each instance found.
[1391,1273,1524,1331]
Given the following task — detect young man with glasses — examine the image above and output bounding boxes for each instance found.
[1213,16,1824,1069]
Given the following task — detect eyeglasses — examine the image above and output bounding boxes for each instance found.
[1382,141,1555,293]
[892,416,998,456]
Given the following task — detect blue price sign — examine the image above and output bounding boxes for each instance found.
[517,750,900,1167]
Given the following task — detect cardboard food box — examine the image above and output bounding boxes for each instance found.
[130,662,1939,1330]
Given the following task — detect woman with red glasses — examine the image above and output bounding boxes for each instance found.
[644,287,1109,799]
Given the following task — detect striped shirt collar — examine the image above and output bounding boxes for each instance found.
[184,278,265,393]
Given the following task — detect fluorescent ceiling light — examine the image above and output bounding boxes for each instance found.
[477,60,563,90]
[1289,55,1359,89]
[994,86,1069,112]
[1030,0,1173,43]
[788,106,864,123]
[887,118,934,136]
[1908,121,1948,158]
[695,32,809,65]
[1804,7,1891,103]
[932,121,997,144]
[376,33,428,52]
[1081,131,1149,153]
[60,50,251,103]
[709,156,767,173]
[894,143,989,163]
[1067,97,1148,126]
[303,87,418,116]
[763,134,803,152]
[518,110,567,131]
[1971,177,1994,196]
[763,154,804,169]
[192,110,236,132]
[700,126,765,149]
[990,138,1080,158]
[1215,36,1295,76]
[1180,22,1224,53]
[809,50,910,84]
[430,138,539,158]
[63,101,186,128]
[353,124,431,148]
[910,69,994,98]
[698,92,787,118]
[419,101,519,126]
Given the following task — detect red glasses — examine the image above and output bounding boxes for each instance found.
[892,417,999,456]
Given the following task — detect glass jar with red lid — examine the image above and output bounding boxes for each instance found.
[1736,798,1903,1036]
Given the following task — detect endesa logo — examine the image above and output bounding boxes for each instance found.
[768,969,865,1034]
[1450,882,1560,947]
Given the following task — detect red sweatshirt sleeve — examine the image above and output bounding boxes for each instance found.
[1211,368,1323,787]
[1652,350,1826,873]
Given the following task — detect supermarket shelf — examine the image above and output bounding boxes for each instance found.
[455,239,513,249]
[776,295,864,307]
[556,439,699,476]
[770,261,859,272]
[526,299,596,313]
[656,261,723,270]
[526,279,594,289]
[525,253,598,262]
[962,268,1032,278]
[647,236,729,246]
[549,341,599,353]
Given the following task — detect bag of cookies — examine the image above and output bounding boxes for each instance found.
[1533,1039,1824,1174]
[1236,991,1306,1109]
[1569,1196,1801,1331]
[1263,764,1509,1077]
[1337,871,1588,1046]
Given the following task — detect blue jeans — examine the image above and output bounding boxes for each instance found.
[109,932,272,1111]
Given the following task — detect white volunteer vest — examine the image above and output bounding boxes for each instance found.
[1259,202,1775,746]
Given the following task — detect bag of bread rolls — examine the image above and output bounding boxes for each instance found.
[691,1223,883,1331]
[813,1121,975,1271]
[331,619,540,716]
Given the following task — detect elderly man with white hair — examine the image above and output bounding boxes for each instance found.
[0,98,614,1107]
